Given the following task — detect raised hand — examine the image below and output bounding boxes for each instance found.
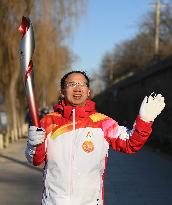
[139,93,165,122]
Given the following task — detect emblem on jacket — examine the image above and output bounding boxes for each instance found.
[82,131,94,153]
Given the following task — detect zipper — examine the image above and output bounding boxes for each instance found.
[72,108,76,131]
[69,108,76,200]
[72,108,76,162]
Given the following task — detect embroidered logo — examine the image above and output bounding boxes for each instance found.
[82,131,94,153]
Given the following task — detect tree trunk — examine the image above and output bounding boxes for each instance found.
[9,65,20,141]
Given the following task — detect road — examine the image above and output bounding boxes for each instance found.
[0,139,42,205]
[0,138,172,205]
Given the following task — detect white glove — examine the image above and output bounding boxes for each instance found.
[28,126,45,146]
[139,93,165,122]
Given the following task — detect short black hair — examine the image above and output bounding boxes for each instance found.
[60,70,90,89]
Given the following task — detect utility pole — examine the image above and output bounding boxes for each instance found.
[150,0,167,59]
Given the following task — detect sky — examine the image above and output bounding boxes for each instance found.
[69,0,159,75]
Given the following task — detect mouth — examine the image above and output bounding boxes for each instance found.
[73,94,82,100]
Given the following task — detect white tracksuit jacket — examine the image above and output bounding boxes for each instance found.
[25,100,152,205]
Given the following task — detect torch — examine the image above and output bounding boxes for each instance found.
[18,16,40,127]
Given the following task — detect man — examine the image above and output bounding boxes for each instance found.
[25,71,165,205]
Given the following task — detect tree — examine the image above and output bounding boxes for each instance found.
[100,1,172,88]
[0,0,87,142]
[0,0,33,141]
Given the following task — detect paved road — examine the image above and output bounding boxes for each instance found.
[0,139,172,205]
[0,139,43,205]
[105,146,172,205]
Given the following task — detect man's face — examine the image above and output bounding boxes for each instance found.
[61,73,90,107]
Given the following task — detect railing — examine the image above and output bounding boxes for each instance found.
[0,123,28,150]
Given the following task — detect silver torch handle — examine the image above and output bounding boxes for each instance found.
[18,16,40,127]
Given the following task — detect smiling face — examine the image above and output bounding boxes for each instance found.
[61,73,90,107]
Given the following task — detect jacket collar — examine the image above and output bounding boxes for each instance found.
[53,99,96,120]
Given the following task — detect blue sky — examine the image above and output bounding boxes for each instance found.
[69,0,158,75]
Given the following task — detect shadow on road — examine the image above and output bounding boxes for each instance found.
[0,153,43,173]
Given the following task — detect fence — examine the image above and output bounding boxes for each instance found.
[0,122,28,150]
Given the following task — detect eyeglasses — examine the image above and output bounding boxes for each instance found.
[65,81,88,88]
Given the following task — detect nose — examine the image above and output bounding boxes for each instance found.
[73,85,82,91]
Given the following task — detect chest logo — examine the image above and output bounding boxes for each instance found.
[82,131,94,153]
[82,140,94,153]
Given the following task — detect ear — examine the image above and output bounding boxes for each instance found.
[88,90,91,97]
[60,90,65,98]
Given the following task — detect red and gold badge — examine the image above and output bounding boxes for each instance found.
[82,140,94,153]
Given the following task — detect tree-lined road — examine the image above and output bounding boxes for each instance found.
[0,139,172,205]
